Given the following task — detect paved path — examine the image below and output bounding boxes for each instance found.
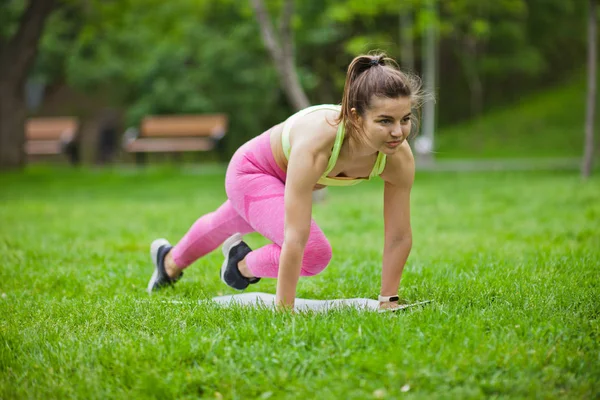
[415,157,582,172]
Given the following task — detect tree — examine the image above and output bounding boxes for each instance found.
[0,0,57,170]
[414,0,438,164]
[582,0,597,178]
[399,3,415,72]
[249,0,310,111]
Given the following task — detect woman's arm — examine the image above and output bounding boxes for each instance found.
[380,144,415,309]
[277,135,330,309]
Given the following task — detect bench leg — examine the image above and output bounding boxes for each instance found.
[135,152,147,166]
[65,141,80,166]
[215,139,228,163]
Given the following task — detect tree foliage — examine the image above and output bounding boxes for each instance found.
[2,0,590,154]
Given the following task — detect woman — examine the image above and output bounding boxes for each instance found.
[147,53,426,311]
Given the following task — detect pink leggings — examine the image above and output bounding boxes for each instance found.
[170,129,332,278]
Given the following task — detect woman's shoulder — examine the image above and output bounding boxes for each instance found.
[293,103,340,115]
[292,104,340,127]
[288,105,340,152]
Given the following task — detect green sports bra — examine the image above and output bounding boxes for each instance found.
[281,104,387,187]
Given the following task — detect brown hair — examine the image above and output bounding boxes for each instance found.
[337,52,426,137]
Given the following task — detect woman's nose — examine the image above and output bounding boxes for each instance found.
[390,124,403,138]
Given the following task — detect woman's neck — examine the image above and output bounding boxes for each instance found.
[343,129,378,159]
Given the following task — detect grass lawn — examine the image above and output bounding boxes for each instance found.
[1,166,599,399]
[436,74,599,159]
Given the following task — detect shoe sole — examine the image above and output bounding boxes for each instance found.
[220,233,243,286]
[147,238,170,295]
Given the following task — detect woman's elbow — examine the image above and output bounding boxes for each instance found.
[386,235,412,250]
[284,229,310,249]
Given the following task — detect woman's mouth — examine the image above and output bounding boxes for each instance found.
[386,140,403,148]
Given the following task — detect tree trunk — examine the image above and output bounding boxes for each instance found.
[399,8,414,72]
[0,0,56,170]
[249,0,310,111]
[416,0,437,165]
[464,36,483,118]
[582,0,597,178]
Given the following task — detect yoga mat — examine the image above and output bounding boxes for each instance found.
[211,292,432,313]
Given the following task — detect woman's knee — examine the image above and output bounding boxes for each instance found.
[301,234,332,276]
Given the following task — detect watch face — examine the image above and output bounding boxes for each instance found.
[379,295,400,302]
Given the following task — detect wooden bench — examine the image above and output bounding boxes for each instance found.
[25,117,80,164]
[122,114,228,164]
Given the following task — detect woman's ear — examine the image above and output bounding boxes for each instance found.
[350,107,362,124]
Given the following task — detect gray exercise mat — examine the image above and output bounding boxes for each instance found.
[211,292,432,313]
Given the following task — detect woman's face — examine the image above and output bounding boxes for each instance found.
[355,95,412,155]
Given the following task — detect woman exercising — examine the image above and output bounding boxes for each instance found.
[147,53,425,311]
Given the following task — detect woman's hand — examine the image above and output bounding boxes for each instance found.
[378,300,402,312]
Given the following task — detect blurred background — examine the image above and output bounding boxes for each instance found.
[0,0,596,173]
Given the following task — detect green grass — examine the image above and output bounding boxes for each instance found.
[1,166,599,399]
[436,74,598,159]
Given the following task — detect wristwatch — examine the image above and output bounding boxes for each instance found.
[378,295,400,303]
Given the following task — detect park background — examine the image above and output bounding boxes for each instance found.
[0,0,597,166]
[1,0,599,399]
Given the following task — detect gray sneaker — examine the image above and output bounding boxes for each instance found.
[220,233,260,290]
[147,239,182,294]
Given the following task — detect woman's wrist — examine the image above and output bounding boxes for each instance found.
[378,294,400,303]
[275,296,295,310]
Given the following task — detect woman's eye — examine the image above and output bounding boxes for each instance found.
[401,118,411,124]
[379,119,392,124]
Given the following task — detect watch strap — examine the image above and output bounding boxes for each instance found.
[378,295,400,303]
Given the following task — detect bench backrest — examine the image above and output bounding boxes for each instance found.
[26,117,78,141]
[140,114,227,139]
